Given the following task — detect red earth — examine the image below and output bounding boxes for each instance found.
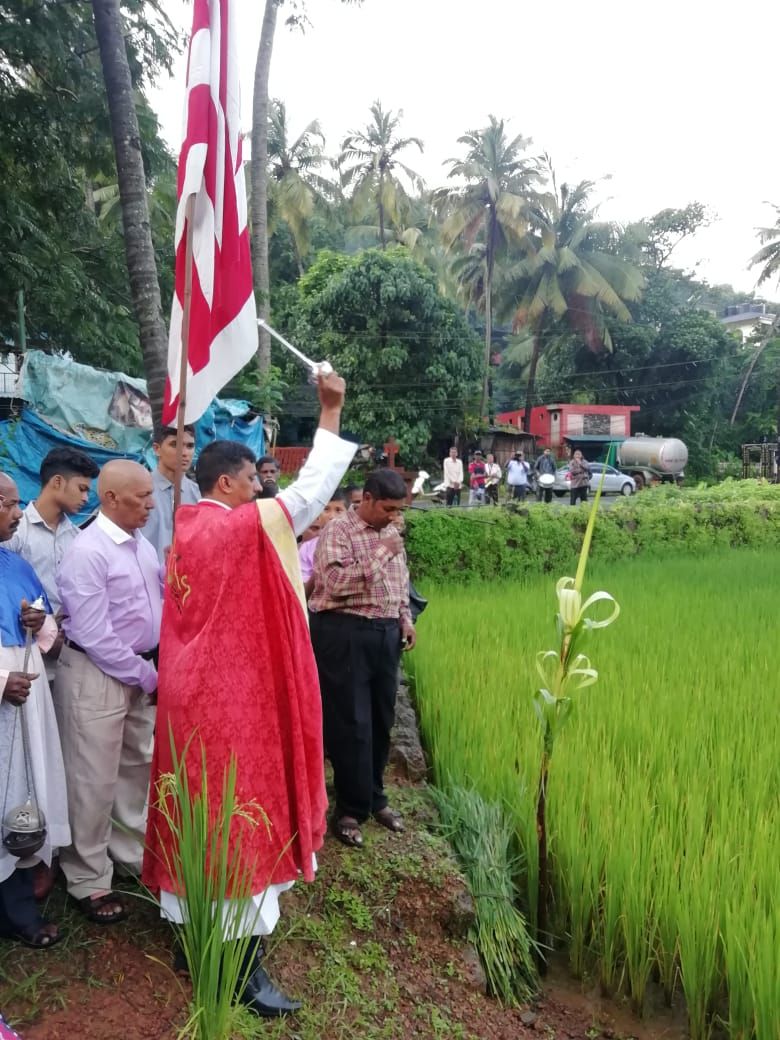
[0,780,692,1040]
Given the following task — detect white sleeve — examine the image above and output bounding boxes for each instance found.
[278,428,359,537]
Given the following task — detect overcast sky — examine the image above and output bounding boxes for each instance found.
[151,0,779,294]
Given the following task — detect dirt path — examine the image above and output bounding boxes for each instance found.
[0,779,689,1039]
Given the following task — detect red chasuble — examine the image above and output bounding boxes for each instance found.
[143,499,325,896]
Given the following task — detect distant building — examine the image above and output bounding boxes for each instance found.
[720,303,775,343]
[495,403,639,456]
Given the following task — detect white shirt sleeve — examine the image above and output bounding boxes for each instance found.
[278,428,358,537]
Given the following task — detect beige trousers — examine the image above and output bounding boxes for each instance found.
[53,645,155,900]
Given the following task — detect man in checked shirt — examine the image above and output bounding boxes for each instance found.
[309,469,415,849]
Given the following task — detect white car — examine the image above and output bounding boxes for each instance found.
[552,463,636,497]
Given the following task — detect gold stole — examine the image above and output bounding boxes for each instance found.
[255,499,307,620]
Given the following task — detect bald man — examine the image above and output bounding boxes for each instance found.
[55,460,162,924]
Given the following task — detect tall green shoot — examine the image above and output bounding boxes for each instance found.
[148,731,270,1040]
[532,449,620,967]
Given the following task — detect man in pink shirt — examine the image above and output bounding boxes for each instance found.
[298,490,349,598]
[55,460,162,925]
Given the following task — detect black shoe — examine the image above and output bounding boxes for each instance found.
[238,962,302,1018]
[173,944,189,974]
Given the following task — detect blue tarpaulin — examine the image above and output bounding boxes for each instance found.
[0,408,144,519]
[0,352,265,520]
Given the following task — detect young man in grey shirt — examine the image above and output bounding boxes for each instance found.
[7,446,99,616]
[143,423,200,562]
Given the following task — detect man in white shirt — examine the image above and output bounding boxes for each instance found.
[142,423,201,563]
[506,451,531,501]
[6,446,98,899]
[7,447,99,615]
[442,447,464,507]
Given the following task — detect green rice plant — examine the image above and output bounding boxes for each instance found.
[653,846,681,1007]
[675,855,723,1040]
[748,898,780,1040]
[411,547,780,1038]
[619,809,658,1015]
[148,732,269,1040]
[597,831,626,998]
[722,904,754,1040]
[431,785,537,1005]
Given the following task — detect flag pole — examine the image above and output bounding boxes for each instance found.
[173,198,195,521]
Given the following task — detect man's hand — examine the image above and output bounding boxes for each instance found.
[317,370,346,434]
[45,629,65,661]
[20,599,46,635]
[401,620,417,651]
[3,671,39,706]
[390,513,406,535]
[381,525,405,557]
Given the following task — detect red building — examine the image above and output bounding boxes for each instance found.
[495,403,639,456]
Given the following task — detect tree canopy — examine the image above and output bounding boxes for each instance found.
[280,248,481,460]
[0,0,177,372]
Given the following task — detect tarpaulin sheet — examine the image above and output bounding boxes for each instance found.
[0,408,143,519]
[22,350,152,457]
[0,352,264,519]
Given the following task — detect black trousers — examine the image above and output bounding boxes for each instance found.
[570,485,588,505]
[510,484,527,501]
[445,487,461,507]
[311,612,401,823]
[0,867,39,934]
[537,486,553,503]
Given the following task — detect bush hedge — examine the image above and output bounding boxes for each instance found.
[405,481,780,584]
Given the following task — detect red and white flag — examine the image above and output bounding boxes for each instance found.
[163,0,257,426]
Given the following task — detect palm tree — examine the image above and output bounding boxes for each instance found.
[267,100,333,276]
[509,171,645,425]
[251,0,362,373]
[434,116,540,419]
[91,0,168,422]
[340,101,424,250]
[750,205,780,287]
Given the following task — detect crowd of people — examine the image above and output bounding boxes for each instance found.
[440,445,592,507]
[0,371,416,1024]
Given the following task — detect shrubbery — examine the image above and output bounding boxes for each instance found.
[405,480,780,583]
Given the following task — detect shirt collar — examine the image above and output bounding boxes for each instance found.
[153,469,174,491]
[25,501,73,533]
[200,498,232,511]
[96,510,135,544]
[349,508,376,532]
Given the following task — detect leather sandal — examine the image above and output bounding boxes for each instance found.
[75,892,126,925]
[331,816,364,849]
[373,807,404,833]
[2,920,63,949]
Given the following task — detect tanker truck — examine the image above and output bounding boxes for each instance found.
[616,436,688,489]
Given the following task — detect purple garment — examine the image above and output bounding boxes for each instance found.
[298,535,319,583]
[58,514,163,694]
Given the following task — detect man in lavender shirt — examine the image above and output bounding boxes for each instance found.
[55,460,162,924]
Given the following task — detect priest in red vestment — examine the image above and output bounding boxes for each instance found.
[143,373,356,1017]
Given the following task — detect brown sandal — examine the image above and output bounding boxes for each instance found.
[75,892,126,925]
[331,816,364,849]
[373,807,404,833]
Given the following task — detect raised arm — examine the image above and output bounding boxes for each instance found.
[278,371,358,537]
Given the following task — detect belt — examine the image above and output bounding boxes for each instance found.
[64,637,158,663]
[312,611,400,630]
